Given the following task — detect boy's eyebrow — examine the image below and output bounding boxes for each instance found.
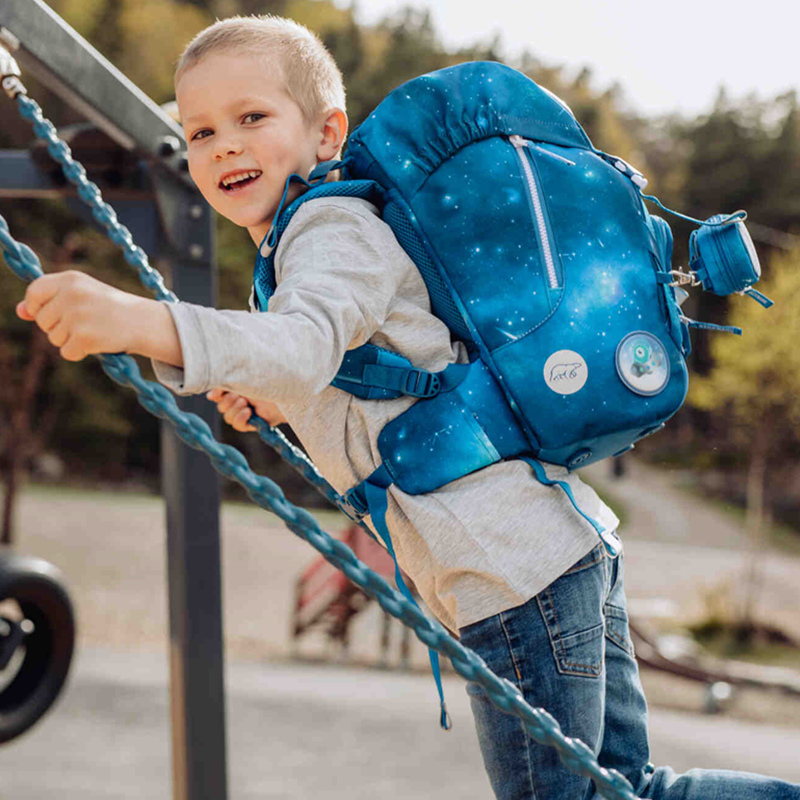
[181,97,270,127]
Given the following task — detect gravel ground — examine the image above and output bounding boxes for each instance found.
[11,459,800,675]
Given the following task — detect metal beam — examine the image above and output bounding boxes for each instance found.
[0,150,152,200]
[0,0,187,174]
[0,149,66,199]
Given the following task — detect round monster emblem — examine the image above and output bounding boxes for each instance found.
[616,332,670,396]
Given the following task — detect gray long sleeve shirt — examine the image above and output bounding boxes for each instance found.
[154,196,619,632]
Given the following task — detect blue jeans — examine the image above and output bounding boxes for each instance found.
[459,543,800,800]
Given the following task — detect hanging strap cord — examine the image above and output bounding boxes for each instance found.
[679,316,743,336]
[742,287,773,308]
[640,192,747,228]
[0,216,636,800]
[355,465,450,729]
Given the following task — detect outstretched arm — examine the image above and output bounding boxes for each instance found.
[16,270,183,366]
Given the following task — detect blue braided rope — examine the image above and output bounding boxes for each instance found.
[13,92,347,513]
[0,208,636,800]
[14,94,176,303]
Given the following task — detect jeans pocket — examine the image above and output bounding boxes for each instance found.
[548,621,605,677]
[537,549,606,679]
[604,602,635,657]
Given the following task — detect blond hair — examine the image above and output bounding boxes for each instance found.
[174,15,346,122]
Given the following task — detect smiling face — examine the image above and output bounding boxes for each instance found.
[177,51,329,246]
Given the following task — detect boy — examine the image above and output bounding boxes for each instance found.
[15,15,800,800]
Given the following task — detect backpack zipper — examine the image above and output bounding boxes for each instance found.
[510,135,559,290]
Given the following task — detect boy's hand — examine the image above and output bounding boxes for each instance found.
[206,388,287,432]
[16,271,182,365]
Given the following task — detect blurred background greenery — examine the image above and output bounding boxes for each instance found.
[1,0,799,547]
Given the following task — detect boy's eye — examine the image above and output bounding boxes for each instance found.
[243,113,265,124]
[191,129,212,141]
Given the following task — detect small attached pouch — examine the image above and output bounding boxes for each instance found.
[689,214,772,307]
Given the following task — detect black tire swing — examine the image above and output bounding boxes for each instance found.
[0,553,75,744]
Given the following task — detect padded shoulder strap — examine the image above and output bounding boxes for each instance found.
[250,174,436,400]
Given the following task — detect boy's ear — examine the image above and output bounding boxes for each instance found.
[317,108,348,162]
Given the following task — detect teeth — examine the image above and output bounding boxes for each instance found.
[221,170,261,187]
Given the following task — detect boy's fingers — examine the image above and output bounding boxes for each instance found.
[23,274,61,317]
[231,406,253,431]
[34,298,65,334]
[47,319,70,349]
[16,301,35,321]
[219,393,243,416]
[59,335,88,362]
[215,394,233,413]
[223,397,249,425]
[206,388,224,402]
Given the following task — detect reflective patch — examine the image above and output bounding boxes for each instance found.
[543,350,588,395]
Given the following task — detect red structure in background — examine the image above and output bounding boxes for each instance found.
[291,525,412,664]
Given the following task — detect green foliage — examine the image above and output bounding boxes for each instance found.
[2,0,800,504]
[689,250,800,452]
[0,201,162,481]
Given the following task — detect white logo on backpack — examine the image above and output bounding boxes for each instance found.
[543,350,588,395]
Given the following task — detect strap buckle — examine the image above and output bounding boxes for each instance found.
[340,486,368,521]
[404,370,440,398]
[668,269,701,288]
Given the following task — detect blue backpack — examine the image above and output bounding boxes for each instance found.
[253,60,770,727]
[254,60,769,530]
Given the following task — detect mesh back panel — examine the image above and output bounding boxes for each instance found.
[254,251,272,304]
[383,203,473,344]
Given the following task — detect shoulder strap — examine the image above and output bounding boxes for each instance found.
[252,168,385,310]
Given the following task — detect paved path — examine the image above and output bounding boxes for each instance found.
[13,462,799,664]
[3,463,800,797]
[1,647,799,799]
[583,459,800,641]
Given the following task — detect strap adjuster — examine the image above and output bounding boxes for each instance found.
[404,370,440,398]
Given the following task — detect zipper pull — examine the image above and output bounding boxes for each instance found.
[530,143,575,166]
[510,135,575,166]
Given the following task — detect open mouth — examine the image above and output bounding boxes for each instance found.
[219,170,262,193]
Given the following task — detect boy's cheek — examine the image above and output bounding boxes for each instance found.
[185,157,211,197]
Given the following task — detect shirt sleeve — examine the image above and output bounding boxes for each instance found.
[152,198,404,405]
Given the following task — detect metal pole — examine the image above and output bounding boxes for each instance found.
[0,3,228,796]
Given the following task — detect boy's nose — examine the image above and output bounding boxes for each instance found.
[213,137,243,160]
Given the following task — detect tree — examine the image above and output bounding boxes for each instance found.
[0,213,161,543]
[689,250,800,628]
[758,92,800,231]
